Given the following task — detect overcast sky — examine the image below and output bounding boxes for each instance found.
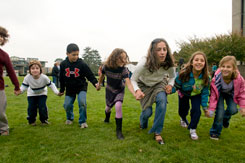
[1,0,231,67]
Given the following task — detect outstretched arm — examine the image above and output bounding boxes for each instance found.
[96,74,105,91]
[125,78,136,97]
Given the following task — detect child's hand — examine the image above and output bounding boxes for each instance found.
[14,90,21,96]
[204,110,210,117]
[135,89,145,100]
[96,83,101,91]
[58,92,64,96]
[165,85,172,94]
[240,108,245,117]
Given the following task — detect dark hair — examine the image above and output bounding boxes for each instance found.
[179,51,209,86]
[105,48,129,69]
[0,26,9,46]
[145,38,174,72]
[66,43,79,53]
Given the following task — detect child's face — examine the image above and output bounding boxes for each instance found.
[155,41,167,63]
[30,64,41,77]
[220,61,234,79]
[67,51,79,63]
[117,52,127,67]
[192,54,205,72]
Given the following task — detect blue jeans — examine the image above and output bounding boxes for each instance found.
[52,76,57,84]
[63,91,87,125]
[210,93,238,136]
[140,91,167,134]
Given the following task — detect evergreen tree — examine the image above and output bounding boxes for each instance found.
[82,47,102,75]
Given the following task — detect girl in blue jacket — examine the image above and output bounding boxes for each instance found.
[174,51,210,140]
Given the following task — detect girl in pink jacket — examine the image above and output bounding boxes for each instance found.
[205,56,245,140]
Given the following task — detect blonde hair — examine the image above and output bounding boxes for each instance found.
[219,56,238,79]
[29,60,42,74]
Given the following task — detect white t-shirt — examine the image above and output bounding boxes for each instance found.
[20,74,59,96]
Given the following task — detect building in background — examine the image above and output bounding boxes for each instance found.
[233,0,245,36]
[10,56,47,75]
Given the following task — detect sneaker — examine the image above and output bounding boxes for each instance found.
[80,122,88,128]
[190,129,198,140]
[30,122,36,126]
[65,120,73,125]
[180,119,188,128]
[0,131,9,136]
[41,120,50,125]
[210,134,219,140]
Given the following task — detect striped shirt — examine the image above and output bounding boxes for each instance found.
[20,74,59,96]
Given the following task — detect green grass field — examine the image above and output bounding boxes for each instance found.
[1,77,245,163]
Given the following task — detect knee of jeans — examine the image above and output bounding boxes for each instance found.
[79,101,86,108]
[143,110,152,118]
[63,103,72,110]
[229,108,238,115]
[156,93,167,104]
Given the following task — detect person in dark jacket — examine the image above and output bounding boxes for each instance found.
[52,61,60,88]
[59,43,98,128]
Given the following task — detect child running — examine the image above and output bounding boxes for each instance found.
[206,56,245,140]
[96,48,136,140]
[131,38,175,145]
[174,51,210,140]
[59,43,98,128]
[16,60,60,125]
[0,26,20,135]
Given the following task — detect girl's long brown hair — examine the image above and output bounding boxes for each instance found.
[179,51,209,86]
[105,48,129,69]
[145,38,174,72]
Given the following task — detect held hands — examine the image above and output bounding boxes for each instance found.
[204,110,210,117]
[14,90,21,96]
[58,92,64,96]
[240,108,245,117]
[165,85,172,94]
[135,89,145,100]
[96,83,101,91]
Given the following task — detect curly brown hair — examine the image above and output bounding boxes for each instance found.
[179,51,209,86]
[105,48,129,69]
[145,38,174,72]
[0,26,9,46]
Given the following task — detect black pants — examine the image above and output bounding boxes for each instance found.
[27,95,48,123]
[178,94,201,129]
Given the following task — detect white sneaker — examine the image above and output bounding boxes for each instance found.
[81,122,88,128]
[190,129,198,140]
[180,119,188,128]
[65,120,73,125]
